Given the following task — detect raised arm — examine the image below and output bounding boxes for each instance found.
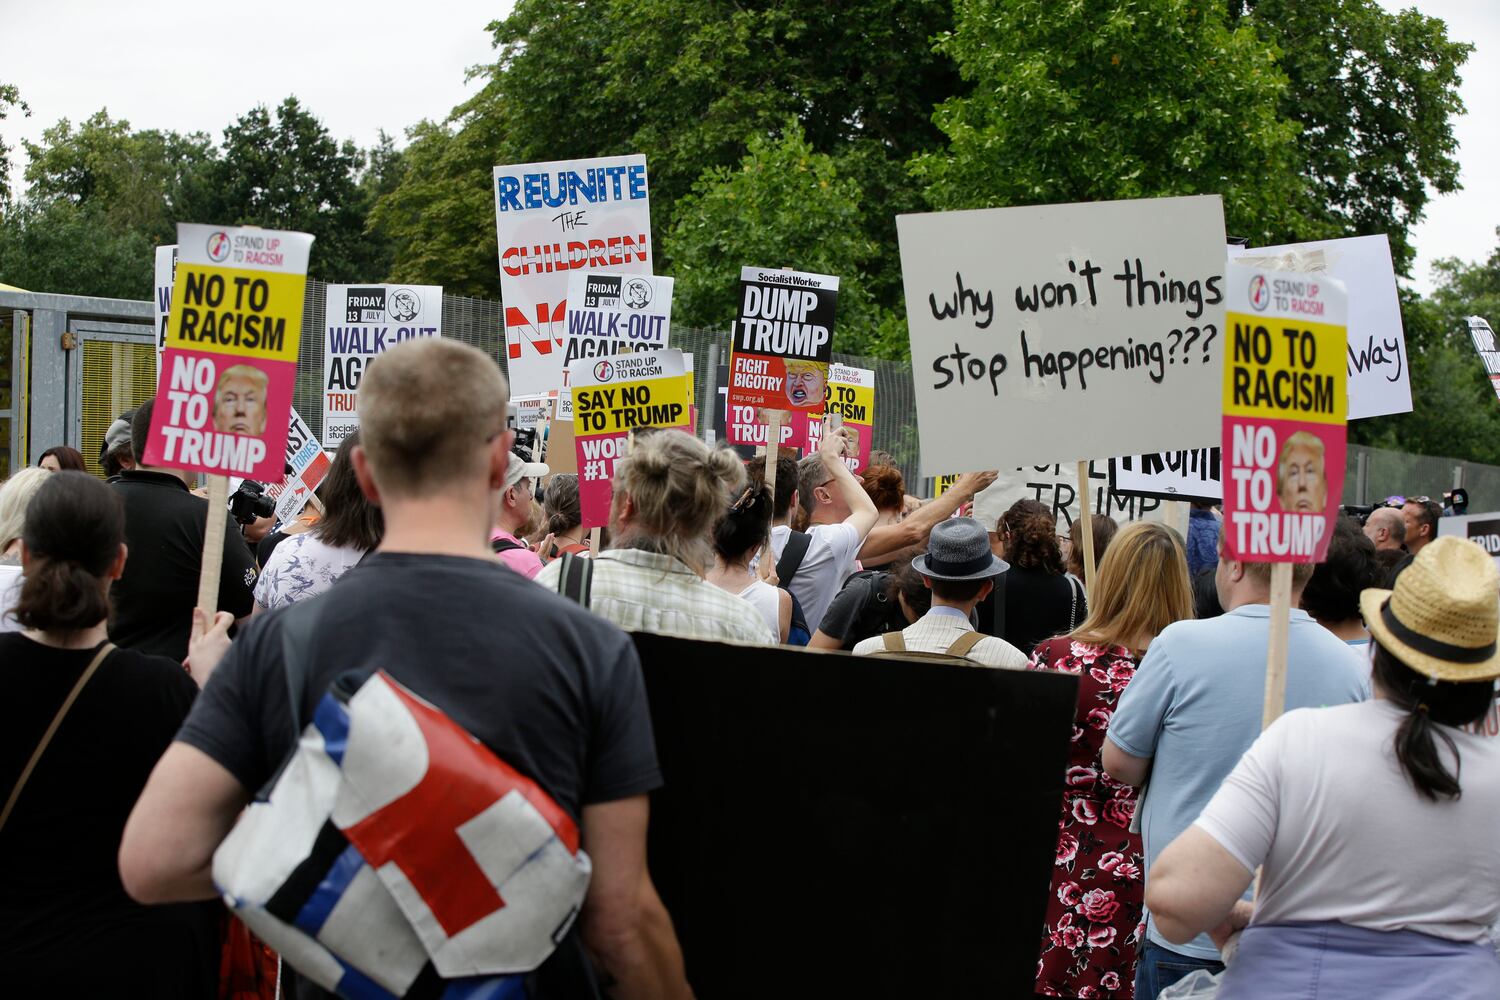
[819,428,878,541]
[858,471,999,564]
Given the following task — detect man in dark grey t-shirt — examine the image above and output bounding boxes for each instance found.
[121,339,692,999]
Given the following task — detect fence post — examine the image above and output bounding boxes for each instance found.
[702,342,720,443]
[1355,449,1370,506]
[1454,464,1466,491]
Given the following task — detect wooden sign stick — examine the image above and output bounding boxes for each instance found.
[589,525,602,555]
[194,474,229,633]
[1261,562,1294,729]
[761,410,785,569]
[1075,461,1097,600]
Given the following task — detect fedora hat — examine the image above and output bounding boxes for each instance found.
[912,518,1009,582]
[1360,536,1500,683]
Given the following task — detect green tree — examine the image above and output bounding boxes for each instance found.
[1428,230,1500,334]
[0,197,156,297]
[914,0,1310,246]
[204,97,387,282]
[1231,0,1471,273]
[665,121,902,356]
[0,81,29,205]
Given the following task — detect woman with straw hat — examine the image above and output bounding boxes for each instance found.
[1143,536,1500,997]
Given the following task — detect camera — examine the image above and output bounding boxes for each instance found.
[229,480,277,526]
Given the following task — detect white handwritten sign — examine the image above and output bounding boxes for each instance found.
[898,196,1226,475]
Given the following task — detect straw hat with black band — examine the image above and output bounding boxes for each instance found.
[1360,536,1500,683]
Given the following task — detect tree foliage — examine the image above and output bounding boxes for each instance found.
[0,81,29,206]
[665,121,902,356]
[1231,0,1471,274]
[914,0,1310,246]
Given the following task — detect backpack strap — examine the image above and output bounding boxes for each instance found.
[279,596,329,735]
[945,631,985,658]
[491,536,526,554]
[556,551,594,608]
[775,530,812,587]
[881,631,906,652]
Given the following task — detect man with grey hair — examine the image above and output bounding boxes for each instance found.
[1363,506,1406,552]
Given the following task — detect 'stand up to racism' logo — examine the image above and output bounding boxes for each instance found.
[593,360,614,382]
[207,231,232,263]
[1249,274,1270,312]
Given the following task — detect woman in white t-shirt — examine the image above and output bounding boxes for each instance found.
[1146,537,1500,999]
[707,483,791,643]
[254,433,383,614]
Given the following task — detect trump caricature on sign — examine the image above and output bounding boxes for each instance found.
[1277,430,1327,514]
[784,361,827,410]
[213,363,270,437]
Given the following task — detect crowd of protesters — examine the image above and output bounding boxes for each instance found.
[3,337,1499,999]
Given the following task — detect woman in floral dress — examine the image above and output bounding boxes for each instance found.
[1029,522,1194,998]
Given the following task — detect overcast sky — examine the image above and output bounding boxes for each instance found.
[1,0,1494,294]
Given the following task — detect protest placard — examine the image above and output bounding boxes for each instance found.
[1237,235,1409,419]
[804,364,874,473]
[726,267,839,450]
[1221,266,1348,563]
[571,349,693,527]
[153,245,178,372]
[266,408,331,525]
[563,271,672,370]
[493,155,653,396]
[1466,316,1500,402]
[972,463,1165,533]
[898,195,1226,475]
[144,224,314,482]
[323,284,442,447]
[1439,512,1500,570]
[1110,448,1222,502]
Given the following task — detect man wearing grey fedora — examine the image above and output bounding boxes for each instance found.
[852,518,1027,668]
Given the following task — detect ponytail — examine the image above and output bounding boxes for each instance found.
[1372,642,1495,801]
[14,557,111,631]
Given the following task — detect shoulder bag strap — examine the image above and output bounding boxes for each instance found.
[557,551,594,608]
[1068,575,1082,630]
[775,530,813,587]
[1,641,115,833]
[946,631,986,657]
[881,631,905,652]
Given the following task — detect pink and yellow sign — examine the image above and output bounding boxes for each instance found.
[1221,267,1347,562]
[571,349,693,528]
[804,364,875,474]
[143,223,313,482]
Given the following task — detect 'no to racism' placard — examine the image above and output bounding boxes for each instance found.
[144,224,314,482]
[898,196,1226,475]
[805,364,875,473]
[1221,266,1348,562]
[323,284,442,447]
[726,267,838,450]
[564,270,673,368]
[493,155,653,397]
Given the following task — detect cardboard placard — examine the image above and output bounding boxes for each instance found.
[1221,266,1348,562]
[1237,235,1409,419]
[571,349,693,527]
[726,267,839,450]
[972,462,1165,533]
[563,270,673,368]
[323,284,442,448]
[804,363,874,474]
[635,631,1079,997]
[1109,448,1222,503]
[153,244,178,373]
[493,155,653,396]
[1466,316,1500,402]
[144,224,314,481]
[267,408,331,525]
[898,195,1227,475]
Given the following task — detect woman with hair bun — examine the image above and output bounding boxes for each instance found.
[536,430,774,644]
[1,471,228,996]
[534,473,591,560]
[978,499,1086,655]
[1148,537,1500,999]
[707,483,792,643]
